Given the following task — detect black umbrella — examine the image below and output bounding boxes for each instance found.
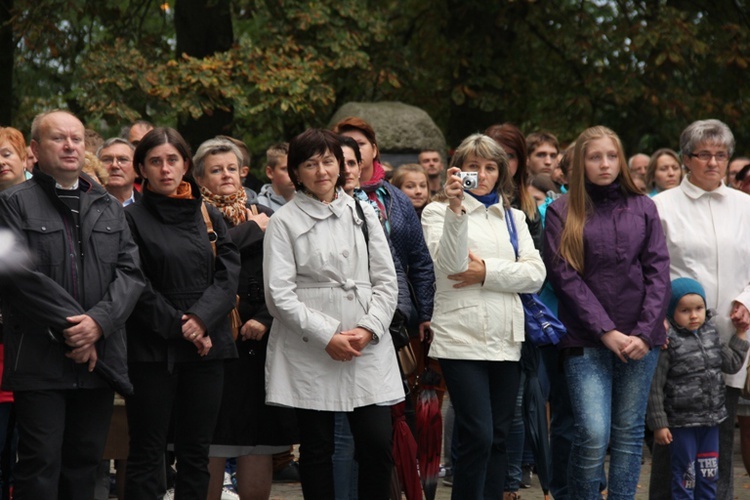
[521,341,550,498]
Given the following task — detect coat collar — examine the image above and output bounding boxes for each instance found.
[461,192,506,218]
[679,175,730,200]
[293,188,349,220]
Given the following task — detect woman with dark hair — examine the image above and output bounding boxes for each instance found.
[421,133,546,499]
[545,126,670,499]
[263,129,402,499]
[123,127,240,499]
[645,148,683,196]
[333,117,434,341]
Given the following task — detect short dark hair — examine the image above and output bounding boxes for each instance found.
[526,131,560,155]
[133,127,192,177]
[338,135,362,164]
[287,129,345,191]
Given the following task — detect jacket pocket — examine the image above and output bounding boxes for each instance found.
[434,297,482,345]
[23,218,66,268]
[91,218,125,264]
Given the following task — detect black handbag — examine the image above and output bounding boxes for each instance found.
[505,209,567,346]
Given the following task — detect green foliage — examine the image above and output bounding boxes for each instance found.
[7,0,750,158]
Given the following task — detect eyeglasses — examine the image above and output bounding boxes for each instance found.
[101,156,133,166]
[689,152,729,163]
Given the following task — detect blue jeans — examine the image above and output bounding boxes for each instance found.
[439,359,520,500]
[564,347,658,500]
[333,412,358,500]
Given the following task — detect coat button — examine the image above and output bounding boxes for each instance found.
[302,336,309,342]
[347,294,354,301]
[106,226,111,231]
[342,250,349,258]
[41,226,46,231]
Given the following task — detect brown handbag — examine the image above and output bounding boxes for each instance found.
[201,202,242,341]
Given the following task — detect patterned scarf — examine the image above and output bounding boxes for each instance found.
[200,185,248,227]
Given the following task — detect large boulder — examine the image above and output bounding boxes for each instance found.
[329,101,446,155]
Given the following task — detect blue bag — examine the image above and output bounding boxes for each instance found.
[505,209,567,346]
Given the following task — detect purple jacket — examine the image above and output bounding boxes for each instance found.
[544,183,670,349]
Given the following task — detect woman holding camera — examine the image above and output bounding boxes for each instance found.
[421,134,546,499]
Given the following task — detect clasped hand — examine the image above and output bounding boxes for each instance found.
[325,327,373,361]
[182,314,211,356]
[64,314,102,371]
[601,329,649,362]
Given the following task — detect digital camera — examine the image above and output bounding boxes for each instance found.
[459,172,478,190]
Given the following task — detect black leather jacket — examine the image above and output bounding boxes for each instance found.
[0,169,144,391]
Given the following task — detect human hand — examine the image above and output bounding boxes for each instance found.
[601,329,631,363]
[325,333,362,362]
[448,251,485,288]
[444,167,464,213]
[193,335,212,356]
[240,319,268,341]
[248,211,270,232]
[419,321,432,343]
[65,343,98,372]
[340,327,373,351]
[64,314,103,348]
[654,427,672,446]
[621,336,649,361]
[731,302,750,332]
[182,314,207,342]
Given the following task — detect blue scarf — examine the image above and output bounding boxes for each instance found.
[466,190,499,208]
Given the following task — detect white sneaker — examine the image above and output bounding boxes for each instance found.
[221,487,240,500]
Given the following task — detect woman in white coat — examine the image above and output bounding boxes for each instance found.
[421,134,546,500]
[263,128,403,499]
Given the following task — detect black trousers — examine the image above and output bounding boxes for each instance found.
[13,388,114,500]
[296,405,393,500]
[124,360,223,500]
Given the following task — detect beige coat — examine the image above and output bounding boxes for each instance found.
[421,196,546,361]
[263,190,404,411]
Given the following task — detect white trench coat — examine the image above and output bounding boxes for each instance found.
[263,189,404,411]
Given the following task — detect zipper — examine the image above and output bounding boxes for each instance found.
[14,332,25,371]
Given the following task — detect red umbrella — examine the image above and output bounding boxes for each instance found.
[416,341,442,500]
[391,401,422,500]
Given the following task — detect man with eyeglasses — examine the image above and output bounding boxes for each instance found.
[652,119,750,500]
[98,137,139,206]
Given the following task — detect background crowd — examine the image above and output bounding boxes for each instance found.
[0,111,750,500]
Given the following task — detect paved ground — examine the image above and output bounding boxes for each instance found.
[269,393,750,500]
[270,447,750,499]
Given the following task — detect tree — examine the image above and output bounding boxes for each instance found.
[5,0,750,158]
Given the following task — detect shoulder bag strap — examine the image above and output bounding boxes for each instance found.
[200,202,218,256]
[505,208,519,260]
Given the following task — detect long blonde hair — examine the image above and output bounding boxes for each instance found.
[558,126,642,273]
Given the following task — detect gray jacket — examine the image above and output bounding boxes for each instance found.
[0,169,144,391]
[256,184,290,212]
[647,311,749,430]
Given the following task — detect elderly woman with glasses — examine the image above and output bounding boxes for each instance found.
[651,119,750,500]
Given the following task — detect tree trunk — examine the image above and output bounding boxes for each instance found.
[174,0,234,149]
[0,0,14,125]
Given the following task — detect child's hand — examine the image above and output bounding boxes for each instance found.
[654,427,673,446]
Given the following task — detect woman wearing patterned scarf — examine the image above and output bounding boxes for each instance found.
[193,137,298,500]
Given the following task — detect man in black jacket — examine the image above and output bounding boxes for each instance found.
[0,110,144,499]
